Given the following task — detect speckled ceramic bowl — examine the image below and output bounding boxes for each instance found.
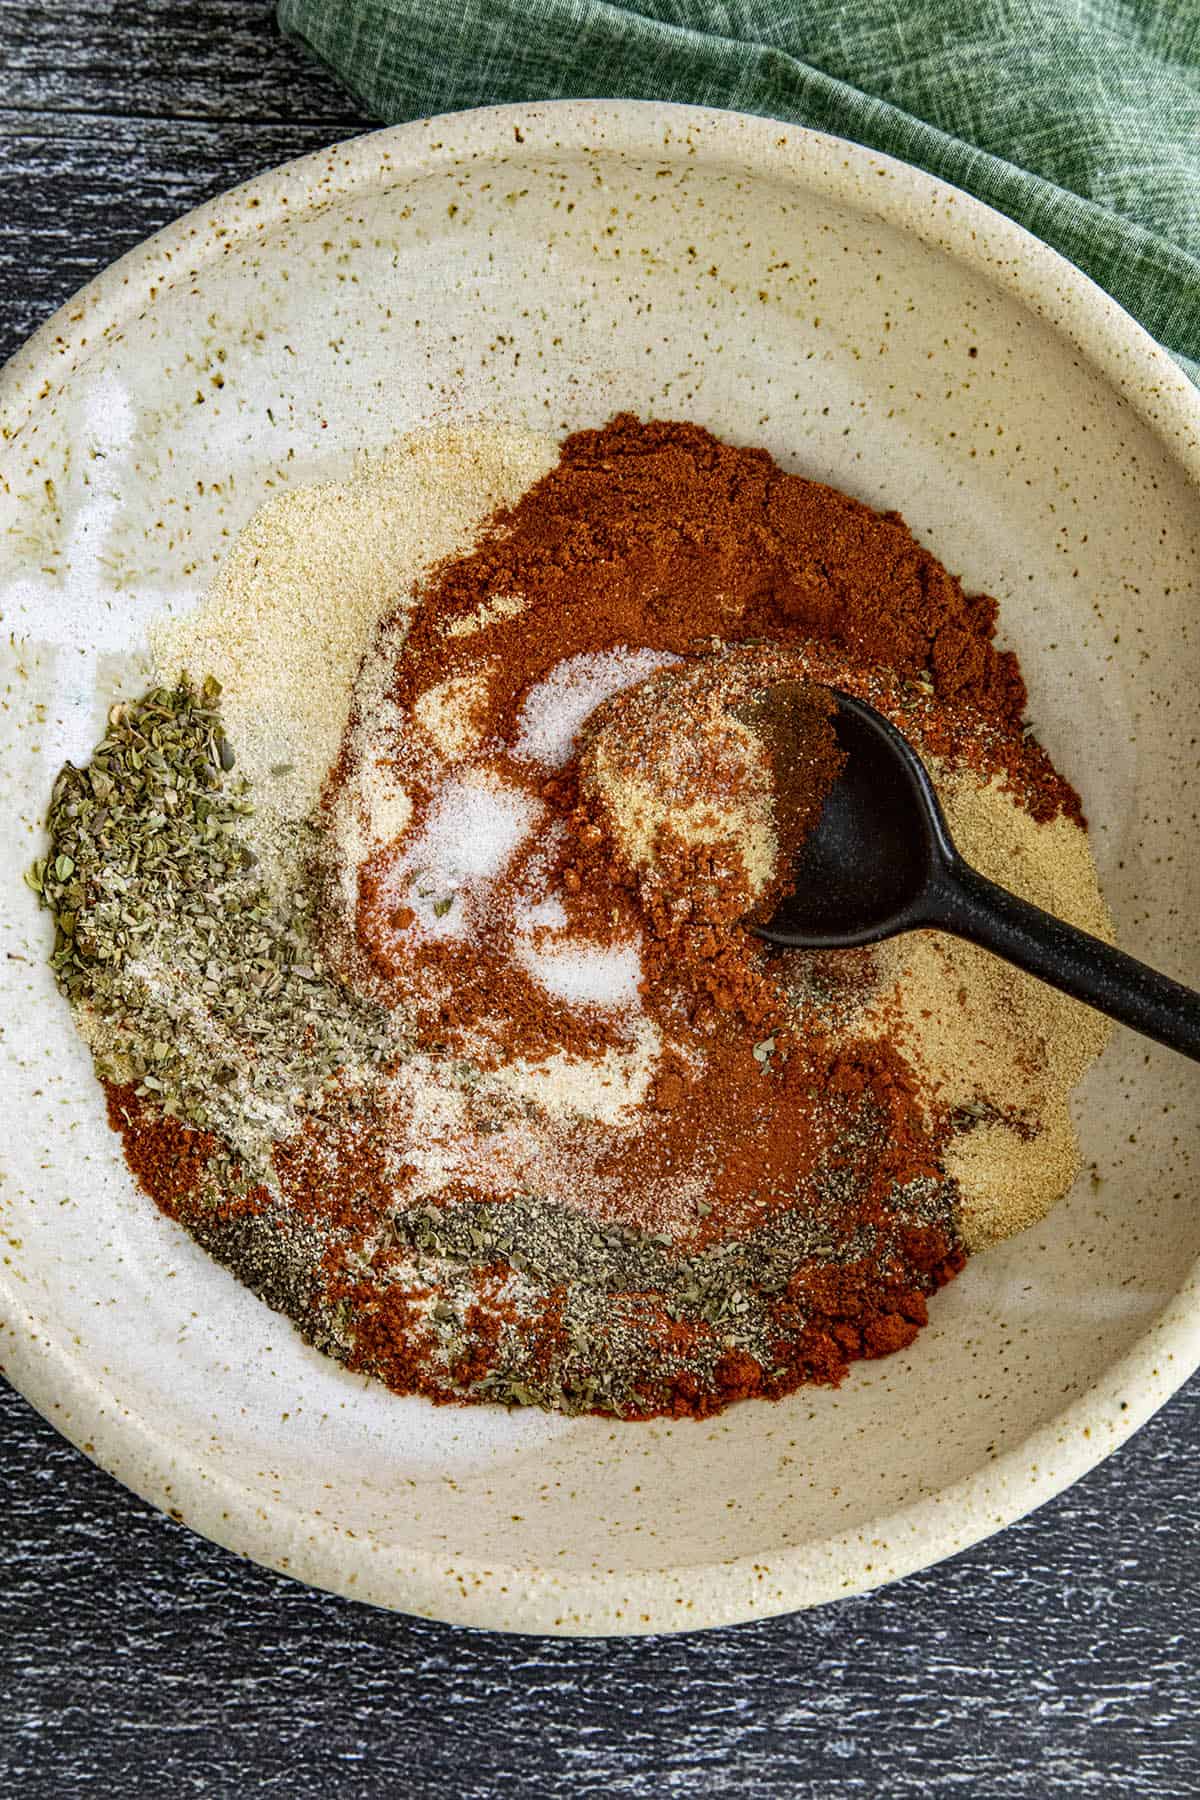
[2,102,1198,1635]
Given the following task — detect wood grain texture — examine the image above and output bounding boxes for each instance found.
[4,1378,1200,1797]
[1,0,365,121]
[1,3,1198,1793]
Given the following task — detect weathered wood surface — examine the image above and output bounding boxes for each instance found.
[2,4,1198,1792]
[4,1380,1199,1796]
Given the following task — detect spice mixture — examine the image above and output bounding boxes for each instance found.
[31,416,1112,1420]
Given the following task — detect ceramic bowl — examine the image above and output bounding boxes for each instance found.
[2,102,1198,1636]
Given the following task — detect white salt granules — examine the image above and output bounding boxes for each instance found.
[515,937,644,1009]
[388,770,543,938]
[374,1024,697,1234]
[522,895,568,931]
[512,647,680,768]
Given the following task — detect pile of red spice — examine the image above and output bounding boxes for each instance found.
[103,415,1088,1420]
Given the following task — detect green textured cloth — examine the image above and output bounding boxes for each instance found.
[278,0,1200,383]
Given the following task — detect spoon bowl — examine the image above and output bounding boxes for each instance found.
[757,689,1200,1062]
[761,690,950,947]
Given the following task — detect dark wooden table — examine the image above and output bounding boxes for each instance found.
[2,4,1197,1792]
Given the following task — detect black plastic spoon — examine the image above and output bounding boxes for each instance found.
[756,690,1200,1062]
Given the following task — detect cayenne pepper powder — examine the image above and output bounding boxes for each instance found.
[105,1086,218,1218]
[368,414,1078,818]
[88,414,1107,1421]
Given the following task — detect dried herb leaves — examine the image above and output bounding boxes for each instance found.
[30,677,404,1176]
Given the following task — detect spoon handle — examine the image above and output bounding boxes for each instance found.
[927,855,1200,1062]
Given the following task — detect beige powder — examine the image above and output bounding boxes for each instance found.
[846,767,1113,1249]
[444,591,528,638]
[150,426,558,825]
[594,774,777,896]
[413,670,492,759]
[582,659,781,904]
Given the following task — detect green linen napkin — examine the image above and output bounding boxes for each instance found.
[278,0,1200,384]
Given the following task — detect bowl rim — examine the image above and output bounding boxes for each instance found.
[2,97,1199,1636]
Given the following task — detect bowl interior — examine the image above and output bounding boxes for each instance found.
[2,108,1198,1633]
